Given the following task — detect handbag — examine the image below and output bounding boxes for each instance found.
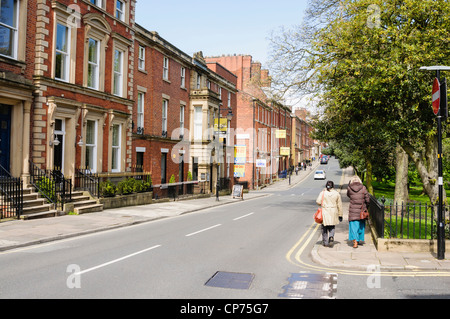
[360,202,369,220]
[314,191,325,224]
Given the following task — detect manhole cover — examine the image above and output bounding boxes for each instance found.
[205,271,254,290]
[279,273,338,299]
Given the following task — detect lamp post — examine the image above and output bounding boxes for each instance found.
[420,65,450,260]
[216,105,233,201]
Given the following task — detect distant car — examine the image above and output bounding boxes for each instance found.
[314,170,326,180]
[320,156,328,164]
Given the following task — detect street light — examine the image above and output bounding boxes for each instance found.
[420,65,449,260]
[216,105,233,201]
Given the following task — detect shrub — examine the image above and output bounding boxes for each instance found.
[139,178,152,192]
[36,176,57,202]
[117,178,135,195]
[100,180,117,197]
[169,174,176,183]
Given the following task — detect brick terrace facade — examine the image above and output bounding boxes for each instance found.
[205,55,310,189]
[0,1,312,199]
[131,27,237,193]
[31,0,136,183]
[0,0,36,180]
[132,25,192,186]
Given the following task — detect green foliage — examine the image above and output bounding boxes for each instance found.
[100,180,117,197]
[36,176,57,203]
[169,174,176,184]
[101,177,152,197]
[187,171,193,181]
[270,0,450,203]
[117,178,136,195]
[132,178,152,193]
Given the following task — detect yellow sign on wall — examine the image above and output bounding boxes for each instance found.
[214,118,228,132]
[280,147,290,156]
[234,145,246,164]
[275,130,286,138]
[234,165,245,178]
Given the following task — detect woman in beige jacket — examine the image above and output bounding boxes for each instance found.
[316,181,343,247]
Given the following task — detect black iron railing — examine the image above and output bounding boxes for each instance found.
[0,165,23,219]
[369,195,449,240]
[29,161,72,211]
[75,169,100,198]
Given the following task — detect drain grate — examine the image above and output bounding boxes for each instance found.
[205,271,254,290]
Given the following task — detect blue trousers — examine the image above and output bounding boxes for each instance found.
[349,220,365,242]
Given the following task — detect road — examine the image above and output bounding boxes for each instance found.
[1,159,450,303]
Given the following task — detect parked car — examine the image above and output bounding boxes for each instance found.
[314,170,326,180]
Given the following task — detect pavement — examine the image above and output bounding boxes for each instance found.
[311,167,450,272]
[1,163,449,273]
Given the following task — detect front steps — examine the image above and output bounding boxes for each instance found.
[20,189,103,220]
[71,191,104,215]
[20,187,58,220]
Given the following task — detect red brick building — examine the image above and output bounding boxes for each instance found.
[131,29,238,194]
[132,25,192,186]
[294,108,317,161]
[32,0,136,181]
[205,55,292,189]
[206,59,238,191]
[0,0,37,181]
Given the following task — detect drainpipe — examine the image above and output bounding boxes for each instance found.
[252,98,256,190]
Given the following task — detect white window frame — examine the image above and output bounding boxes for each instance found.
[54,23,70,82]
[194,107,203,141]
[87,38,100,90]
[162,99,168,135]
[180,67,186,88]
[137,92,144,130]
[228,92,231,107]
[163,57,169,80]
[111,124,121,172]
[115,0,125,21]
[196,74,201,89]
[180,105,185,132]
[85,119,98,172]
[90,0,103,8]
[138,45,145,70]
[113,49,124,96]
[0,0,19,59]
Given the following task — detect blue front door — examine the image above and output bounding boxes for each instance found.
[0,105,11,172]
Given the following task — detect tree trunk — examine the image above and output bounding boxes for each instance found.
[402,136,441,204]
[394,144,409,205]
[366,158,374,195]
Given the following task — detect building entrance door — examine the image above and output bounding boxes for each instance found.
[53,119,65,172]
[0,105,11,172]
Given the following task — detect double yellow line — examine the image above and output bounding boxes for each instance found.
[286,222,450,277]
[286,168,450,278]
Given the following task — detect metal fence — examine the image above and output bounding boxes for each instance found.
[369,195,449,240]
[0,165,23,219]
[75,169,100,198]
[29,161,72,211]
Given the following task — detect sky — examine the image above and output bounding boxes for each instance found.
[135,0,309,68]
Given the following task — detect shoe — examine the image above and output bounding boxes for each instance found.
[353,240,358,248]
[329,237,334,243]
